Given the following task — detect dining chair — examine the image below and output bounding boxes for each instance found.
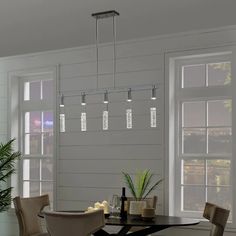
[44,209,105,236]
[203,202,230,236]
[13,194,50,236]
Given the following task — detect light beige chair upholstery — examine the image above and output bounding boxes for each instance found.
[44,209,105,236]
[127,195,158,213]
[127,196,157,232]
[13,194,50,236]
[203,202,230,236]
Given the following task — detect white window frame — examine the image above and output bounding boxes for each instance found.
[165,47,236,228]
[8,67,58,207]
[20,74,54,198]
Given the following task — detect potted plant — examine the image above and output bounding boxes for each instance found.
[122,169,163,215]
[0,139,21,212]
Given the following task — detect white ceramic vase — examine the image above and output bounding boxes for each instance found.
[129,200,147,215]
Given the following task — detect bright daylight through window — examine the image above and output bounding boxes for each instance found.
[21,74,54,204]
[174,53,232,219]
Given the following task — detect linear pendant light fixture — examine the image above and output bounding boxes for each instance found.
[61,10,159,106]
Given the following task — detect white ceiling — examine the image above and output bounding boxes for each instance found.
[1,0,236,57]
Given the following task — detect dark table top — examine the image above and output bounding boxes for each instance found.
[105,215,199,227]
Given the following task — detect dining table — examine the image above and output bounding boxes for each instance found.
[93,214,200,236]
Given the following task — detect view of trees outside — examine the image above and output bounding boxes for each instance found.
[23,79,53,202]
[181,62,232,213]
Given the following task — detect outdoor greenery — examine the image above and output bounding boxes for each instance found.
[0,139,21,212]
[122,169,163,201]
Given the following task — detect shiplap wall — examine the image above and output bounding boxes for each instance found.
[0,26,236,236]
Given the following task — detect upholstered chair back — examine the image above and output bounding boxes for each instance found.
[44,209,105,236]
[13,194,50,236]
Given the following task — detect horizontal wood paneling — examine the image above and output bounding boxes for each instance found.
[59,144,163,160]
[61,70,163,91]
[58,173,162,188]
[57,187,163,202]
[60,54,163,78]
[60,130,163,146]
[59,159,163,174]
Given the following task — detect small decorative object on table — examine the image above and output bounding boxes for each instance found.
[86,200,110,218]
[122,169,163,216]
[120,187,127,220]
[141,207,155,221]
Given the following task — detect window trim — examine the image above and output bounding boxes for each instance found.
[165,47,236,229]
[176,54,232,218]
[8,67,57,207]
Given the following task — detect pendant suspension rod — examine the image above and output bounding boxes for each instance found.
[113,15,117,89]
[95,18,99,89]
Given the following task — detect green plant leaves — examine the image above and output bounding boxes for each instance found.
[122,169,163,200]
[0,138,21,212]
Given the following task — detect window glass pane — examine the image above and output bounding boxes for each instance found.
[183,102,205,127]
[23,159,40,180]
[42,80,53,101]
[207,187,231,210]
[183,160,204,185]
[23,181,40,197]
[41,182,53,203]
[25,134,42,155]
[24,82,30,101]
[208,100,232,126]
[208,128,232,154]
[29,81,41,101]
[30,181,40,197]
[43,111,53,132]
[208,62,231,86]
[42,159,53,181]
[182,186,205,211]
[207,160,230,186]
[182,64,205,88]
[43,133,53,155]
[29,111,42,133]
[183,128,206,153]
